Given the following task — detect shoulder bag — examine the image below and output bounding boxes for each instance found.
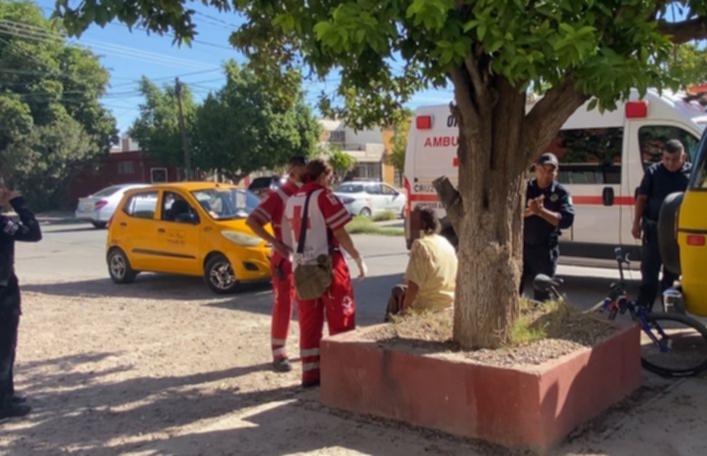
[293,191,333,300]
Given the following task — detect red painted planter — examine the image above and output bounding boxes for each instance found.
[320,323,640,453]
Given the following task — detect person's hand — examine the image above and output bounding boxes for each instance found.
[528,196,544,215]
[631,222,642,240]
[273,240,292,257]
[354,256,367,280]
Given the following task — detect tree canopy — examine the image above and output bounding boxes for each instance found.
[0,0,117,210]
[327,144,356,182]
[52,0,707,349]
[386,110,412,174]
[670,43,707,89]
[130,60,321,182]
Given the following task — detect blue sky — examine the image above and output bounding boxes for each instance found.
[34,1,454,135]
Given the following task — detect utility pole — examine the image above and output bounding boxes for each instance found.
[175,77,192,181]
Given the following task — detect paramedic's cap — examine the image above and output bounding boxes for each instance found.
[537,153,559,168]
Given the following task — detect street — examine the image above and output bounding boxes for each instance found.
[17,221,639,323]
[5,222,705,456]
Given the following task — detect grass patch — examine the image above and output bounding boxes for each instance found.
[347,216,404,236]
[372,210,398,222]
[508,297,573,346]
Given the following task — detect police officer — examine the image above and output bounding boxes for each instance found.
[520,153,575,301]
[0,186,42,419]
[632,139,691,310]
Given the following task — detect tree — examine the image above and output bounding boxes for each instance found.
[386,111,413,174]
[669,43,707,89]
[0,0,117,210]
[54,1,707,350]
[327,144,356,182]
[194,60,321,182]
[129,76,198,168]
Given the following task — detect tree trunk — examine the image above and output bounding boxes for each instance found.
[437,66,588,350]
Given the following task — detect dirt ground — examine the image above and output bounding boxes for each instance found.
[1,276,705,456]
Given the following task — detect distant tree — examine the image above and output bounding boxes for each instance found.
[0,0,117,210]
[194,60,321,182]
[128,77,198,167]
[386,111,413,174]
[327,144,356,182]
[669,43,707,89]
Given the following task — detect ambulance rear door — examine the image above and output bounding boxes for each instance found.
[408,109,458,218]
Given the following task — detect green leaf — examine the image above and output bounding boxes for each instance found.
[586,98,598,111]
[477,24,487,41]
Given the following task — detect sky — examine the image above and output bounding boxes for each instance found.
[33,2,454,136]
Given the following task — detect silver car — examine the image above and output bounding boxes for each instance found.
[333,181,407,218]
[75,184,150,228]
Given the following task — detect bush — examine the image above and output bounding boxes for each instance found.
[347,216,403,236]
[372,210,398,222]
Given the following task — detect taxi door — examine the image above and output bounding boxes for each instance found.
[153,190,202,275]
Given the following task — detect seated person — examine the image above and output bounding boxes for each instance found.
[385,208,458,321]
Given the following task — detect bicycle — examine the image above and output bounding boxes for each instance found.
[533,246,707,378]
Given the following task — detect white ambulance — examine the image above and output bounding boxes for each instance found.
[403,88,707,267]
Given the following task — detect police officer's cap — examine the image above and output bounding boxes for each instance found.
[537,152,559,168]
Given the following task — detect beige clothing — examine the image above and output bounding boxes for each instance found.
[404,233,458,312]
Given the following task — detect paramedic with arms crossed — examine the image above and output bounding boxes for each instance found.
[282,159,367,388]
[246,156,308,373]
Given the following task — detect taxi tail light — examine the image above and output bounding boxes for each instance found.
[416,115,432,130]
[95,199,108,210]
[686,234,706,246]
[625,101,648,119]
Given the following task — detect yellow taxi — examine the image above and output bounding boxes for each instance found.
[660,131,707,316]
[105,182,273,294]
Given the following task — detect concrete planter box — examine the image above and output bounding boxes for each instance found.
[320,322,640,453]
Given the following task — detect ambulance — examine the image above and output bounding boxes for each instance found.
[403,88,707,268]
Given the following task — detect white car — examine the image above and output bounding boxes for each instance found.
[333,181,407,218]
[75,184,150,228]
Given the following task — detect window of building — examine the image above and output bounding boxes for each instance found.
[353,162,382,181]
[329,130,346,143]
[118,161,135,175]
[545,127,623,185]
[123,191,158,220]
[151,168,168,183]
[638,125,701,169]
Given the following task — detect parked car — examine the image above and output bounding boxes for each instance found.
[247,175,286,199]
[105,182,272,294]
[75,184,149,228]
[333,181,407,218]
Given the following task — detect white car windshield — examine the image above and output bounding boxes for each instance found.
[190,188,260,220]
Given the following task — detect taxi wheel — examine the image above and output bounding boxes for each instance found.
[204,254,239,294]
[107,248,137,284]
[658,192,684,276]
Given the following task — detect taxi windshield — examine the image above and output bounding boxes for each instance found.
[190,188,260,220]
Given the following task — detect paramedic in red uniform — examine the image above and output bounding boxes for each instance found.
[246,156,307,373]
[282,159,367,387]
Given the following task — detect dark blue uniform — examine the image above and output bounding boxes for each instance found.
[520,179,575,301]
[0,197,42,416]
[636,161,691,309]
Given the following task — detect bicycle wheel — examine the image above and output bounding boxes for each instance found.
[639,312,707,377]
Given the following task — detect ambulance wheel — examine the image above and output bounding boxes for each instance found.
[658,192,684,276]
[359,207,372,217]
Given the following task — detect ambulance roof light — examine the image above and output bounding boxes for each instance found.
[625,100,649,119]
[416,115,433,130]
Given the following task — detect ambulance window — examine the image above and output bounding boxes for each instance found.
[638,126,700,168]
[548,127,623,185]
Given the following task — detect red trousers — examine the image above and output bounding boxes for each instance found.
[270,254,295,361]
[297,252,356,384]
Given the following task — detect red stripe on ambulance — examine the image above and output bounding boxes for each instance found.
[409,194,635,206]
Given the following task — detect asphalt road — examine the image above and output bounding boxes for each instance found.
[15,221,642,326]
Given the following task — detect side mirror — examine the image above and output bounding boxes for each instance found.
[602,187,615,206]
